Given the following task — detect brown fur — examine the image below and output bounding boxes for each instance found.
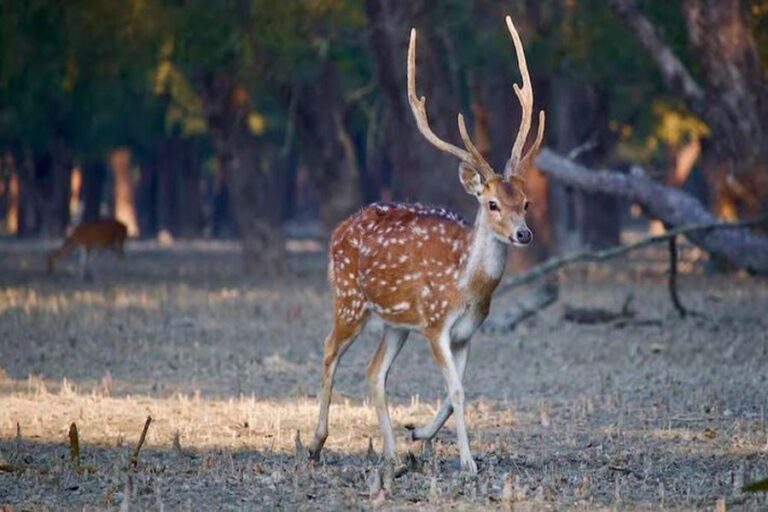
[47,219,128,274]
[328,203,471,332]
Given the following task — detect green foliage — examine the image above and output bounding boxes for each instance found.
[0,1,166,158]
[0,0,763,168]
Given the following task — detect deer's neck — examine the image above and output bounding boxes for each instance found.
[459,209,507,295]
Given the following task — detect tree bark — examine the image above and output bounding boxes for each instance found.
[201,72,285,274]
[110,147,138,237]
[552,79,622,251]
[2,151,20,235]
[156,137,180,238]
[21,142,72,237]
[295,60,361,228]
[178,139,203,238]
[366,0,473,213]
[536,149,768,273]
[81,159,106,224]
[610,0,768,219]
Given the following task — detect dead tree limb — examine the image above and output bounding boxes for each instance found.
[0,464,27,473]
[129,416,152,469]
[498,216,767,297]
[609,0,705,113]
[535,149,768,273]
[484,281,559,332]
[667,236,687,318]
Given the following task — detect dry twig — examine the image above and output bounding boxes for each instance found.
[129,416,152,469]
[668,236,687,317]
[497,217,768,313]
[69,422,80,466]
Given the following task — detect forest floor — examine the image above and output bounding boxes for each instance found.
[0,238,767,510]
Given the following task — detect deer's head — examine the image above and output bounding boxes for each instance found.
[408,16,545,247]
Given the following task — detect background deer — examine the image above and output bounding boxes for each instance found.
[308,16,545,474]
[47,218,127,278]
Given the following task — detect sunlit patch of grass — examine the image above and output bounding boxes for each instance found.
[0,379,443,455]
[0,288,164,315]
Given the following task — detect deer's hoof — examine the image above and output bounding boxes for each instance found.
[461,457,478,475]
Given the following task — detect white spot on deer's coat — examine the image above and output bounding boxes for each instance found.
[391,302,410,312]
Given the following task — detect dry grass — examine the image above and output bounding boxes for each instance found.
[1,240,767,510]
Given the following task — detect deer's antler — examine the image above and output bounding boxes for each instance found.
[407,29,496,181]
[503,16,546,178]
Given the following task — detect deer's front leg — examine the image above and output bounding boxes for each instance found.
[409,340,470,441]
[426,329,477,474]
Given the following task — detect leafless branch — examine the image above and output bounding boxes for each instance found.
[609,0,706,114]
[129,416,152,469]
[497,216,768,297]
[535,149,768,273]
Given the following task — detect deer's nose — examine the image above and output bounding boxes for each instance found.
[515,228,532,245]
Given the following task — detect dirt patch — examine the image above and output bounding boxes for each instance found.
[1,241,767,509]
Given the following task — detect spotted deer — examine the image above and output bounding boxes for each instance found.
[308,16,545,474]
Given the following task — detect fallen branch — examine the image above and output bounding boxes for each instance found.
[564,293,634,324]
[129,416,152,469]
[0,464,27,473]
[535,149,768,273]
[485,281,559,332]
[498,216,767,297]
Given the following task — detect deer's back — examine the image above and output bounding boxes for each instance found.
[71,219,127,248]
[329,203,470,328]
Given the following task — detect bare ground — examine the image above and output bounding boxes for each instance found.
[0,239,767,510]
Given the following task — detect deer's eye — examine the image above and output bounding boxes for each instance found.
[488,200,499,212]
[523,200,530,211]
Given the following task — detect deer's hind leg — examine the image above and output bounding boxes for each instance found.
[367,326,409,461]
[308,299,369,460]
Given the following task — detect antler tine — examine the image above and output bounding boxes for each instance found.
[458,114,496,180]
[518,110,546,172]
[504,15,545,178]
[408,29,473,163]
[408,28,495,179]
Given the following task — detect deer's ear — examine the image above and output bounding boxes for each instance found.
[459,163,486,196]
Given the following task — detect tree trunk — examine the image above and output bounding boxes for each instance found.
[366,0,473,213]
[536,149,768,273]
[156,137,180,238]
[17,153,37,236]
[134,153,158,238]
[295,60,361,228]
[178,139,203,238]
[550,78,622,251]
[201,73,285,273]
[110,147,139,237]
[210,156,232,237]
[69,166,82,225]
[665,137,701,188]
[24,142,72,237]
[2,151,20,235]
[81,159,106,223]
[610,0,768,220]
